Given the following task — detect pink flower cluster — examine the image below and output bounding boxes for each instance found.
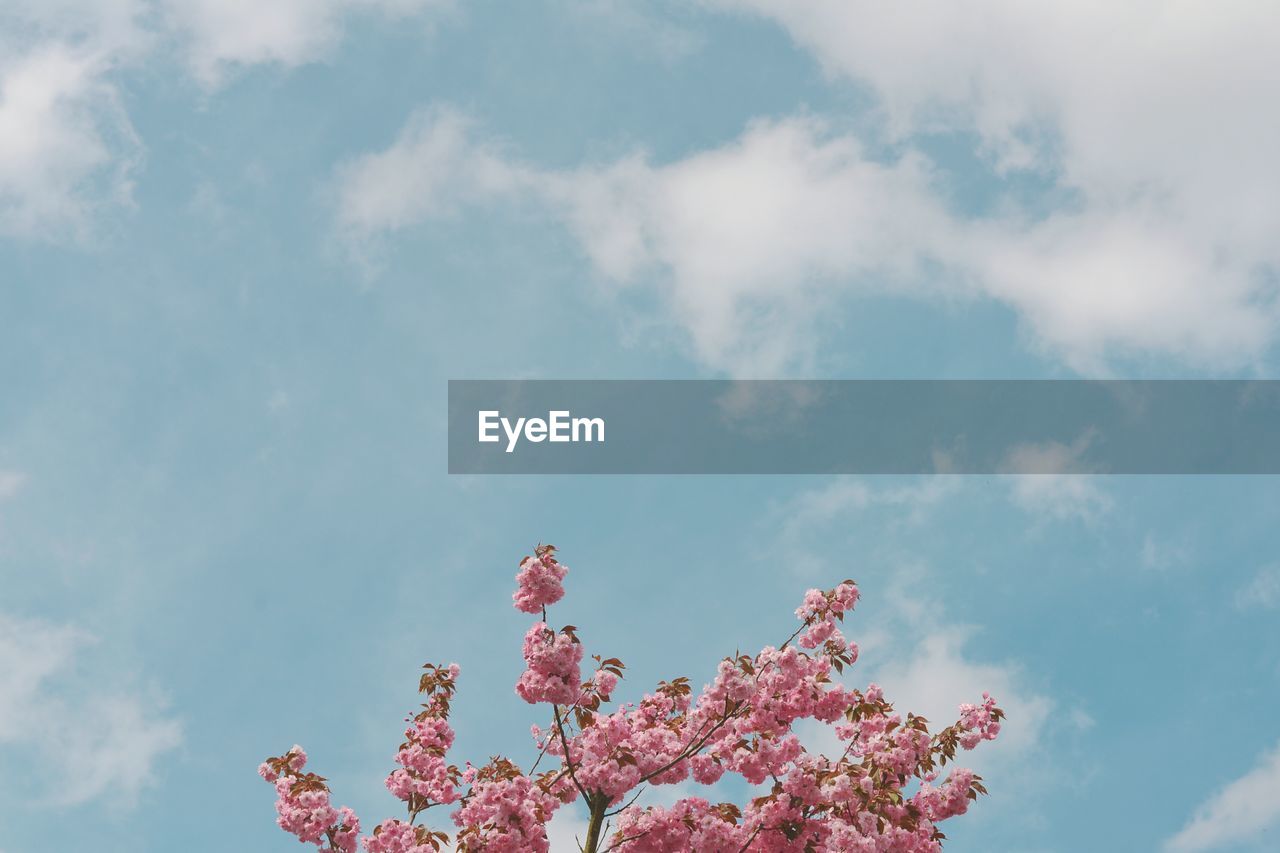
[260,544,1004,853]
[259,747,360,853]
[385,714,460,804]
[363,820,441,853]
[913,768,980,823]
[957,693,1002,750]
[452,766,568,852]
[835,687,937,777]
[384,662,463,811]
[515,622,584,705]
[613,747,990,851]
[512,544,568,614]
[614,798,745,851]
[795,580,860,653]
[535,639,865,805]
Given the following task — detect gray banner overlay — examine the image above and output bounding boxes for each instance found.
[448,380,1280,474]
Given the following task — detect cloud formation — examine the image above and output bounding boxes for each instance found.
[335,95,1280,374]
[712,0,1280,371]
[162,0,449,88]
[778,477,958,536]
[334,106,521,237]
[0,470,25,500]
[0,612,183,807]
[770,480,1057,796]
[1164,741,1280,852]
[0,469,178,806]
[0,1,145,240]
[334,111,962,374]
[792,562,1057,828]
[1235,565,1280,610]
[11,0,1278,378]
[0,0,451,240]
[999,434,1113,523]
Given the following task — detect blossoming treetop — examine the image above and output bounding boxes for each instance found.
[260,544,1003,852]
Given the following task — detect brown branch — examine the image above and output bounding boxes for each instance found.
[553,703,592,803]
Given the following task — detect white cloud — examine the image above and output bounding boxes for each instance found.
[0,613,182,807]
[1164,741,1280,852]
[162,0,451,88]
[0,471,25,500]
[336,99,1280,374]
[999,434,1112,523]
[0,0,149,52]
[0,2,145,240]
[163,0,343,86]
[712,0,1280,202]
[857,563,1055,777]
[792,569,1056,830]
[769,482,1059,818]
[334,105,525,238]
[1235,565,1280,610]
[707,0,1280,371]
[545,118,959,374]
[780,477,957,536]
[764,477,960,577]
[336,3,1280,373]
[544,806,591,852]
[0,470,24,545]
[334,110,967,374]
[6,0,1279,377]
[969,211,1274,373]
[861,625,1051,773]
[1140,533,1190,572]
[0,0,453,241]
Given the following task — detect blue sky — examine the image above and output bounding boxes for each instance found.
[2,2,1280,851]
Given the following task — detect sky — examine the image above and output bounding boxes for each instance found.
[2,1,1280,851]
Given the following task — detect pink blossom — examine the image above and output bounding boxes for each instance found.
[259,545,1003,853]
[512,545,568,614]
[515,622,583,706]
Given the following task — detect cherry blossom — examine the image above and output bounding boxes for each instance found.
[260,544,1004,852]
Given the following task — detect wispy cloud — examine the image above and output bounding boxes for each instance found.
[0,471,25,500]
[999,434,1112,523]
[333,105,524,238]
[0,1,145,241]
[543,806,592,852]
[1140,533,1191,572]
[0,0,455,241]
[709,1,1280,373]
[763,477,959,577]
[161,0,452,89]
[334,100,1280,375]
[0,613,182,807]
[793,562,1058,831]
[332,110,963,374]
[767,479,1063,826]
[1235,565,1280,610]
[1164,741,1280,852]
[779,476,958,536]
